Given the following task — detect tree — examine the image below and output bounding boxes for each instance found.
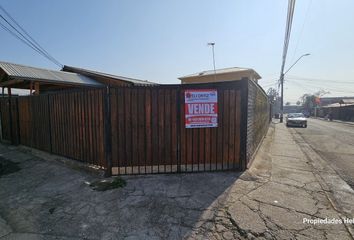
[296,101,301,105]
[285,102,291,106]
[266,87,278,103]
[299,90,330,114]
[314,90,330,97]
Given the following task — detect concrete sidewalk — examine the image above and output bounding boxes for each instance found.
[0,123,353,239]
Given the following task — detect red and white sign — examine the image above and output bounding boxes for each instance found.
[184,89,218,128]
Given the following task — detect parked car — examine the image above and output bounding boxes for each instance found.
[286,113,307,128]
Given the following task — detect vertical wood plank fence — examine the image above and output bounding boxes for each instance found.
[0,80,270,175]
[109,84,243,174]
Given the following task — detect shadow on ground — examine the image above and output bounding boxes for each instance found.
[0,144,242,239]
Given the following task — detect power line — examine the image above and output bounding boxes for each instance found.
[290,0,312,63]
[0,13,61,67]
[0,13,62,68]
[279,0,296,122]
[280,0,296,76]
[287,79,354,94]
[0,21,48,58]
[0,5,61,67]
[287,76,354,84]
[0,5,63,68]
[261,81,278,88]
[286,79,315,93]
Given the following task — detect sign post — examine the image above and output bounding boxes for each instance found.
[184,89,218,128]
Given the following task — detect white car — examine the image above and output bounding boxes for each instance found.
[286,113,307,128]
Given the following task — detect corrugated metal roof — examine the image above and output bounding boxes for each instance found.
[340,99,354,104]
[322,103,354,108]
[62,65,157,85]
[0,61,103,87]
[179,67,261,80]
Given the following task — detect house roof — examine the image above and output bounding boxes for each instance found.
[0,61,102,87]
[62,65,157,86]
[322,102,354,108]
[179,67,261,80]
[339,99,354,104]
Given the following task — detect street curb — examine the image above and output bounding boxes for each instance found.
[247,123,274,181]
[290,129,354,238]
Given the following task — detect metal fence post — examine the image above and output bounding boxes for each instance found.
[8,96,14,145]
[15,97,20,145]
[104,87,112,177]
[47,94,53,153]
[176,87,181,173]
[239,79,249,171]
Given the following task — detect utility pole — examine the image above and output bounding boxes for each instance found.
[280,53,310,122]
[279,0,296,123]
[280,72,285,122]
[207,42,216,81]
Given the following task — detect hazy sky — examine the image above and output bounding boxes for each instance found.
[1,0,354,103]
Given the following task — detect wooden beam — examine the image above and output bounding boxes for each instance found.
[34,82,40,95]
[0,70,6,81]
[7,87,11,96]
[30,82,33,95]
[0,79,24,87]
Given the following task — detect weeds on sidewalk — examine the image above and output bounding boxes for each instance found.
[90,177,127,191]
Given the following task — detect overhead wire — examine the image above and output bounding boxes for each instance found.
[0,5,63,68]
[286,75,354,84]
[0,21,48,58]
[290,0,312,63]
[0,5,61,67]
[286,78,354,94]
[286,79,314,93]
[278,0,296,88]
[261,81,279,88]
[0,14,61,67]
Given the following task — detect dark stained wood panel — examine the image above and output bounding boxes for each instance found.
[110,85,243,174]
[0,80,262,175]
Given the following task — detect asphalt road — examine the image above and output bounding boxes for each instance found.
[291,118,354,189]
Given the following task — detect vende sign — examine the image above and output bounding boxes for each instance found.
[184,89,218,128]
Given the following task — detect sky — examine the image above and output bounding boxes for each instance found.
[1,0,354,103]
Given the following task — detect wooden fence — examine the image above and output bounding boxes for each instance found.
[1,90,106,167]
[110,84,242,174]
[0,97,19,145]
[0,80,269,175]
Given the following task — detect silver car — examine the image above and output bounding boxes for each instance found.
[286,113,307,128]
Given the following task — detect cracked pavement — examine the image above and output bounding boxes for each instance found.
[0,122,354,239]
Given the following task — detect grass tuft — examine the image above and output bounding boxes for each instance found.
[89,177,126,191]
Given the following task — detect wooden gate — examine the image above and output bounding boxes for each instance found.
[110,84,243,175]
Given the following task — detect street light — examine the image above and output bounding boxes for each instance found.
[207,42,216,81]
[280,53,310,122]
[284,53,310,75]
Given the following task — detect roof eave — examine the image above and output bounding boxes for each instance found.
[6,75,103,88]
[63,65,157,85]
